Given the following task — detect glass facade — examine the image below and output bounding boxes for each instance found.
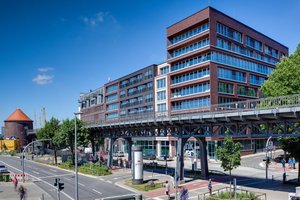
[107,112,118,119]
[265,45,278,58]
[237,86,257,97]
[172,82,210,98]
[218,67,246,82]
[171,67,210,85]
[107,103,118,111]
[216,22,242,42]
[157,91,166,101]
[170,22,209,45]
[172,96,210,110]
[246,36,262,51]
[106,83,118,93]
[157,78,166,89]
[211,51,274,75]
[157,103,167,112]
[218,82,234,94]
[171,38,209,58]
[171,52,211,72]
[218,96,239,104]
[160,66,170,75]
[106,93,118,103]
[250,74,265,86]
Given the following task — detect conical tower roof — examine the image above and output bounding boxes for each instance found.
[5,108,33,122]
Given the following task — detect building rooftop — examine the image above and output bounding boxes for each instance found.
[5,108,33,122]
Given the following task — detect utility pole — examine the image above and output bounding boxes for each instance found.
[55,178,60,200]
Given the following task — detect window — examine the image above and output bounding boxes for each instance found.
[145,93,153,102]
[170,22,209,45]
[171,52,211,72]
[145,70,153,79]
[106,112,118,119]
[172,82,210,98]
[171,38,210,58]
[107,103,118,111]
[265,45,278,58]
[218,97,239,104]
[237,86,257,97]
[216,22,242,42]
[120,90,126,98]
[157,78,166,89]
[106,83,118,93]
[172,96,210,110]
[245,36,262,51]
[157,91,166,101]
[218,67,246,82]
[157,103,167,112]
[160,66,170,75]
[250,74,265,86]
[120,110,126,117]
[106,93,118,103]
[171,67,210,85]
[218,82,233,94]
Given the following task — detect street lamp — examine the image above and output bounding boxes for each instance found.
[74,111,82,200]
[22,139,52,182]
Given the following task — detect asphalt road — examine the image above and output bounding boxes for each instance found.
[0,156,135,200]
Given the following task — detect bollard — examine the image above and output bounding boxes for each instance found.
[283,172,286,183]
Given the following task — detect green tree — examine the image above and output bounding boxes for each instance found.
[261,44,300,182]
[216,130,243,179]
[36,117,60,164]
[54,118,89,164]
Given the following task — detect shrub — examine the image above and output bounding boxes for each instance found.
[9,150,16,156]
[206,191,260,200]
[78,163,111,176]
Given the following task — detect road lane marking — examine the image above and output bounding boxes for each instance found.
[0,160,74,200]
[92,189,102,195]
[113,177,118,179]
[99,178,104,181]
[78,182,85,187]
[106,180,112,184]
[50,169,57,172]
[32,171,40,174]
[39,174,73,179]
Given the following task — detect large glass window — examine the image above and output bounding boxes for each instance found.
[171,52,211,72]
[106,93,118,103]
[218,97,239,104]
[145,93,153,102]
[216,22,242,42]
[157,78,166,89]
[172,96,210,110]
[107,103,118,111]
[157,103,167,112]
[106,112,118,119]
[218,67,246,82]
[157,91,166,101]
[211,51,274,75]
[172,82,210,98]
[145,70,153,79]
[237,86,257,97]
[170,22,209,45]
[218,82,234,94]
[250,74,265,86]
[106,83,118,93]
[171,38,210,58]
[265,45,278,58]
[171,67,210,85]
[245,36,262,51]
[160,66,170,75]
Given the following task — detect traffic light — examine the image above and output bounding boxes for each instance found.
[59,182,64,191]
[54,178,58,186]
[263,157,271,164]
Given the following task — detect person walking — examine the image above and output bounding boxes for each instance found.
[13,175,18,191]
[18,185,26,200]
[164,180,170,200]
[208,179,212,195]
[281,158,286,172]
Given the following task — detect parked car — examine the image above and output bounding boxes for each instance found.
[113,151,125,157]
[0,165,8,173]
[156,156,173,161]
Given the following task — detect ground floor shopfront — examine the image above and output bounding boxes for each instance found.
[106,137,274,160]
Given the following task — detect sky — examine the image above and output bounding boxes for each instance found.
[0,0,299,130]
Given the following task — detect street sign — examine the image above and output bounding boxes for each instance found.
[267,141,273,150]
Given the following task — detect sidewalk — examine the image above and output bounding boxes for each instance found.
[0,181,52,200]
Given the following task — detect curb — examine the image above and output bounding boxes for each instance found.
[115,180,142,194]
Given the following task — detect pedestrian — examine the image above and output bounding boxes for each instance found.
[13,175,18,191]
[288,158,292,168]
[281,158,286,172]
[180,186,189,200]
[208,179,212,195]
[118,158,121,168]
[164,180,170,200]
[18,185,26,200]
[292,157,296,169]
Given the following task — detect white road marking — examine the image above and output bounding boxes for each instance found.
[32,170,40,174]
[39,174,73,179]
[78,182,85,187]
[106,180,112,184]
[92,189,102,195]
[0,160,74,200]
[99,178,104,181]
[113,177,118,179]
[65,178,71,181]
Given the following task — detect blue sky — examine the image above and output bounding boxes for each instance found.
[0,0,299,130]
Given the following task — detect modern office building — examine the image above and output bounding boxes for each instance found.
[80,6,288,159]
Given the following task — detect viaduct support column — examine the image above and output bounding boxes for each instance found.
[199,138,209,178]
[127,139,133,167]
[177,138,185,181]
[107,138,115,168]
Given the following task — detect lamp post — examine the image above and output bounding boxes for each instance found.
[22,139,51,182]
[74,111,82,200]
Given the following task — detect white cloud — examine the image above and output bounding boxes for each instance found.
[32,74,54,85]
[38,67,54,73]
[82,12,107,27]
